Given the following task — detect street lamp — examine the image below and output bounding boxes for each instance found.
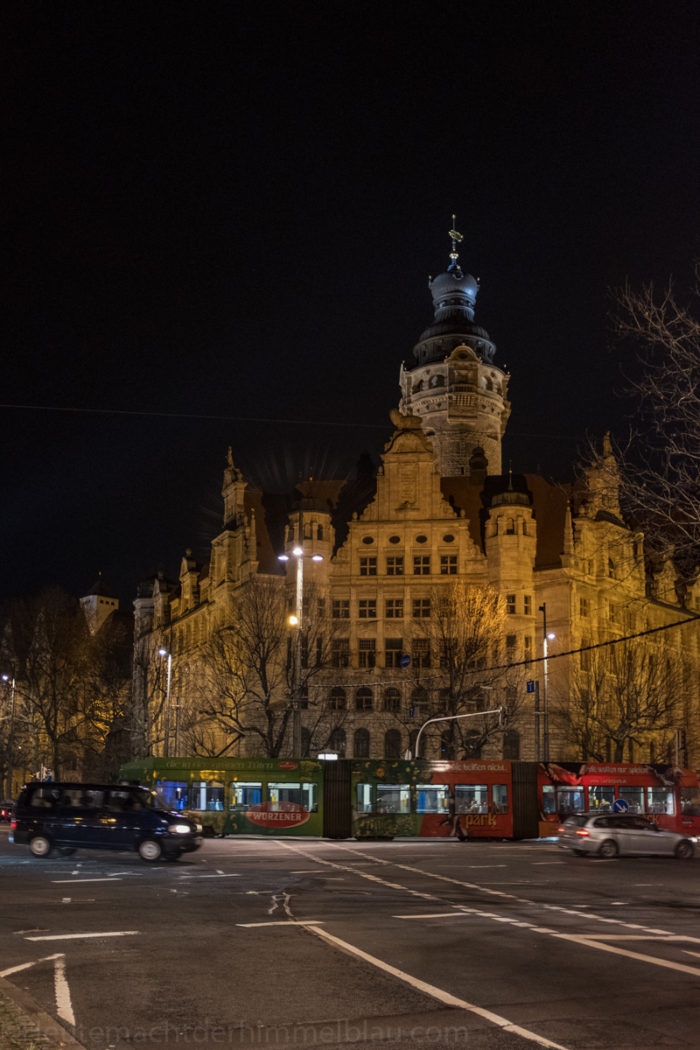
[1,675,16,798]
[158,648,173,757]
[539,604,555,763]
[278,542,323,757]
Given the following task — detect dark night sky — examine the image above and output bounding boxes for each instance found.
[1,2,698,607]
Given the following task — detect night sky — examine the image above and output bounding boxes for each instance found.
[2,2,698,607]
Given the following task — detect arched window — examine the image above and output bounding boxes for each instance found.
[384,729,402,759]
[354,728,370,758]
[383,687,401,713]
[608,557,616,578]
[356,687,373,712]
[410,686,427,718]
[328,687,346,711]
[329,728,346,757]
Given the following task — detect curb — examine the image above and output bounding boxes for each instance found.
[0,977,86,1050]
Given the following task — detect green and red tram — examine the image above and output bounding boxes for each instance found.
[118,756,700,840]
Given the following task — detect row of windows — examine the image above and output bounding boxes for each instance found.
[359,555,457,576]
[331,637,533,669]
[334,597,434,620]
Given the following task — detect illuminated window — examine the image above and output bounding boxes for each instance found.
[359,556,376,576]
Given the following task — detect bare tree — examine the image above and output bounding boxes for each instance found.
[395,583,516,758]
[197,576,338,757]
[613,268,700,580]
[554,637,682,763]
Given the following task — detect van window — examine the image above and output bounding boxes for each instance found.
[59,787,105,810]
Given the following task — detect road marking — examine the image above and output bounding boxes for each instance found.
[236,921,325,928]
[553,933,700,978]
[306,924,570,1050]
[0,953,64,978]
[25,931,139,941]
[176,873,241,879]
[52,878,122,884]
[54,953,75,1026]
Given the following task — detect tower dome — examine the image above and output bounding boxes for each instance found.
[398,217,511,478]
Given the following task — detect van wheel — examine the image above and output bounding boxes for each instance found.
[30,835,52,858]
[675,839,694,860]
[598,839,619,859]
[138,838,163,862]
[58,847,76,856]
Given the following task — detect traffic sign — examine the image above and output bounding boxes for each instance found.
[399,654,411,669]
[526,680,535,693]
[613,798,629,813]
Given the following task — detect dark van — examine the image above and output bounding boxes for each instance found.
[11,782,203,862]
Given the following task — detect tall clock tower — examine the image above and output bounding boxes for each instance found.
[399,221,510,477]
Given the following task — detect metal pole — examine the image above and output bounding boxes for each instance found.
[2,677,16,798]
[293,552,303,758]
[413,708,505,759]
[539,604,550,763]
[534,680,541,763]
[159,650,172,758]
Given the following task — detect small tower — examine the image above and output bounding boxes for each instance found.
[399,218,510,477]
[80,575,119,634]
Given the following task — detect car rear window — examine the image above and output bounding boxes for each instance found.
[565,815,589,828]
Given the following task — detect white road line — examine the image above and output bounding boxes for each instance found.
[0,953,64,978]
[236,921,324,928]
[25,931,139,941]
[553,933,700,978]
[176,873,241,879]
[307,924,571,1050]
[52,878,122,884]
[54,954,75,1026]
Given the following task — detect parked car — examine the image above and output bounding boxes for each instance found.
[11,782,203,862]
[558,812,696,859]
[0,800,13,823]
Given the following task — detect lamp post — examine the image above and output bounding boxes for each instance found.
[539,604,555,763]
[158,648,172,757]
[278,541,323,757]
[1,675,16,798]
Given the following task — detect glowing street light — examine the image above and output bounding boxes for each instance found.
[158,648,173,757]
[278,541,323,757]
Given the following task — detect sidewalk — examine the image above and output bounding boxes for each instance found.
[0,977,85,1050]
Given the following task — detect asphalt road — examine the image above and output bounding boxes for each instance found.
[2,827,700,1050]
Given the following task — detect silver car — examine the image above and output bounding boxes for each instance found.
[557,813,695,859]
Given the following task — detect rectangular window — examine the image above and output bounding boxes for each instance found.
[587,785,615,812]
[579,597,589,618]
[506,634,517,653]
[385,637,403,668]
[440,554,457,575]
[357,783,409,814]
[413,555,431,575]
[358,638,376,668]
[359,598,376,619]
[412,638,431,668]
[506,594,516,614]
[524,595,532,615]
[332,599,349,619]
[229,782,262,809]
[359,556,377,576]
[619,786,644,814]
[187,781,224,811]
[268,782,318,813]
[524,635,533,659]
[492,784,509,814]
[385,598,404,618]
[416,784,450,814]
[455,784,488,814]
[647,786,674,815]
[412,597,431,618]
[386,555,404,575]
[331,638,350,668]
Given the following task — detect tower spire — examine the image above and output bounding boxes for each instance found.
[448,214,463,273]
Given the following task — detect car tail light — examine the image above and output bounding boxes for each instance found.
[10,820,16,830]
[575,828,590,838]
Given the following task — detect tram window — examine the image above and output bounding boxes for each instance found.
[303,783,318,813]
[375,784,410,814]
[229,782,262,809]
[541,785,556,815]
[681,788,700,816]
[588,785,615,811]
[492,784,509,814]
[455,785,488,813]
[647,786,674,815]
[556,788,585,816]
[156,780,188,811]
[267,782,318,812]
[356,783,373,813]
[416,784,449,814]
[619,786,644,813]
[188,780,224,811]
